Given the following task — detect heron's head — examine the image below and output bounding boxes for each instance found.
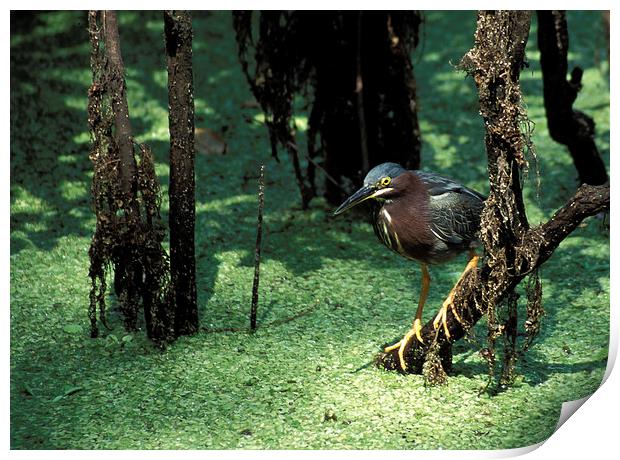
[333,162,407,215]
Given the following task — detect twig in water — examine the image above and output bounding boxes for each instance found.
[250,164,265,331]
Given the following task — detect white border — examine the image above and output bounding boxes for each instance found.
[4,3,617,458]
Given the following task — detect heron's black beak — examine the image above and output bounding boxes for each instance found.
[333,185,376,216]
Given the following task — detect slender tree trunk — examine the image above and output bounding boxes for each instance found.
[102,10,143,329]
[537,10,608,186]
[378,11,610,377]
[102,11,139,218]
[165,10,198,336]
[355,12,370,174]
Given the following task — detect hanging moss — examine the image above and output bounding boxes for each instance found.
[422,341,448,386]
[233,11,422,207]
[523,269,544,352]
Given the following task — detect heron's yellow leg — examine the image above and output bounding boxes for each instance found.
[384,264,430,371]
[433,252,479,340]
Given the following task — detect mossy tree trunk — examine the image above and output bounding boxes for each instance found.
[378,11,609,381]
[164,10,199,336]
[537,10,608,186]
[87,11,174,345]
[101,11,143,331]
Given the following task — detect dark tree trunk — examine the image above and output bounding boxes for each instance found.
[537,10,608,186]
[310,11,422,204]
[88,11,174,345]
[102,10,143,330]
[103,11,139,218]
[602,11,609,63]
[378,11,610,378]
[165,10,198,336]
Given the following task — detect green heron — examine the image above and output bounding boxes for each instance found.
[333,162,485,370]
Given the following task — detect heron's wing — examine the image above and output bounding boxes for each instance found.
[415,171,486,246]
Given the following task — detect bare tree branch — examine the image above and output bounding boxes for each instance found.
[537,10,608,185]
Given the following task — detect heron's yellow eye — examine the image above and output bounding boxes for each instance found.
[380,177,391,187]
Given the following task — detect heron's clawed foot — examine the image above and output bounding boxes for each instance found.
[432,293,463,340]
[433,253,478,340]
[383,318,425,371]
